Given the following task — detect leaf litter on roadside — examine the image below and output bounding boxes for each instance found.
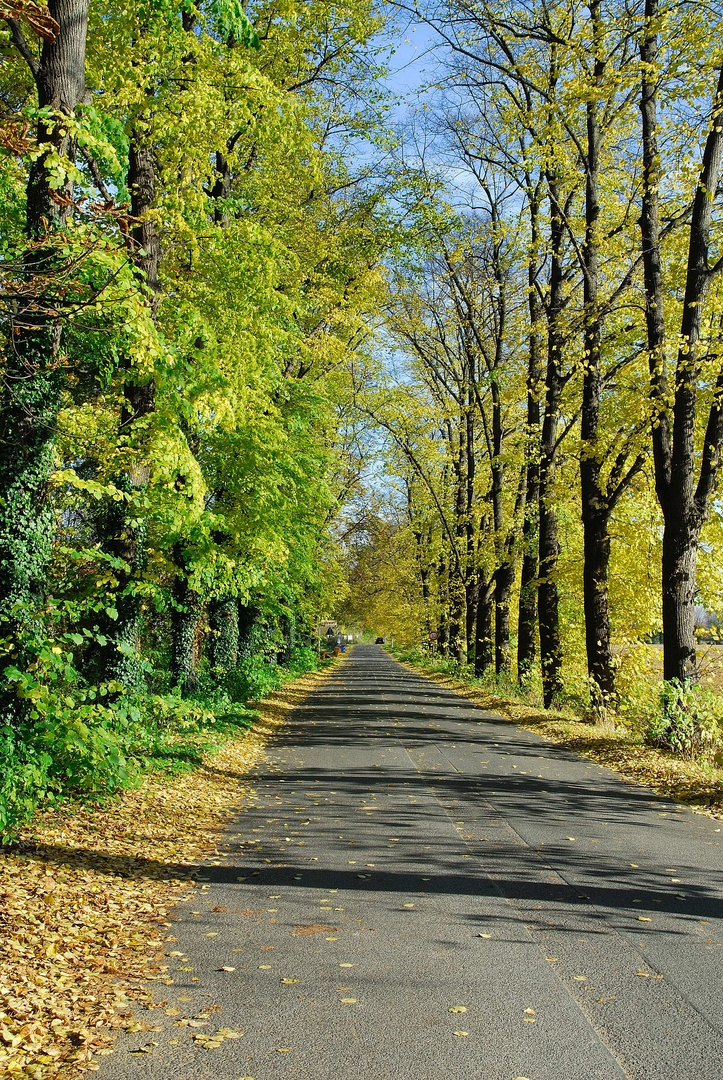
[1,670,328,1079]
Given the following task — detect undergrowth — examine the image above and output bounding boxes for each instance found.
[0,640,322,842]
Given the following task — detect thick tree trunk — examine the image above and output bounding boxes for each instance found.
[447,577,465,663]
[474,580,493,678]
[579,0,618,712]
[238,602,260,658]
[0,1,88,625]
[661,519,698,683]
[582,510,615,704]
[495,562,515,678]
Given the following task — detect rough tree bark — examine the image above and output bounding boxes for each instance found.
[538,178,566,707]
[518,184,542,687]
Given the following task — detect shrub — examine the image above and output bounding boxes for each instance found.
[645,680,722,758]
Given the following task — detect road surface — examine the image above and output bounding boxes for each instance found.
[100,645,723,1080]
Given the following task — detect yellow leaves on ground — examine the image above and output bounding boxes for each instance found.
[0,668,329,1080]
[449,1006,467,1013]
[291,924,337,936]
[190,1027,243,1049]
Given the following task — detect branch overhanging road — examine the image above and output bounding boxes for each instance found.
[100,645,723,1080]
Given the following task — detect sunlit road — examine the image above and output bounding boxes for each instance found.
[101,645,723,1080]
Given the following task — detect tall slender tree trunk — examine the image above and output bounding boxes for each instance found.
[579,2,616,709]
[0,1,89,626]
[518,187,542,686]
[538,180,565,707]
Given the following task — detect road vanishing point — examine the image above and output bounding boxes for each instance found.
[100,645,723,1080]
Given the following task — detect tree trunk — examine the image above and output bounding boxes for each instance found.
[579,0,618,712]
[518,185,542,686]
[0,1,89,626]
[582,509,615,703]
[538,180,565,707]
[238,602,260,658]
[495,562,515,678]
[474,580,493,678]
[661,518,699,683]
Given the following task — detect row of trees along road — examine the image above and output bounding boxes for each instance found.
[0,0,392,836]
[345,0,723,715]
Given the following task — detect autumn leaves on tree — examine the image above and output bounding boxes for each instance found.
[345,0,723,715]
[2,0,723,839]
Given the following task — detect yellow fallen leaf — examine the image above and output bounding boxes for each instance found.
[523,1017,536,1023]
[637,916,652,922]
[340,998,357,1004]
[478,933,492,938]
[565,836,576,841]
[219,966,236,972]
[258,965,272,970]
[545,957,558,962]
[523,1009,535,1015]
[281,978,300,984]
[339,963,355,967]
[453,1030,469,1036]
[276,1048,291,1052]
[449,1006,467,1013]
[573,976,587,981]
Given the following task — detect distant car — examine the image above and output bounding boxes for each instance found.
[375,636,385,644]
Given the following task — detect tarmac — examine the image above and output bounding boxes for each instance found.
[99,644,723,1080]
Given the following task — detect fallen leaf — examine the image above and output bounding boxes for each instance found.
[573,976,588,981]
[449,1006,467,1013]
[565,836,576,841]
[292,924,337,936]
[523,1009,535,1015]
[478,933,492,938]
[340,998,357,1004]
[453,1030,469,1036]
[281,978,300,984]
[637,916,652,922]
[219,966,236,972]
[598,997,616,1003]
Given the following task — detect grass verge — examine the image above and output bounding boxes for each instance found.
[0,659,340,1079]
[396,654,723,819]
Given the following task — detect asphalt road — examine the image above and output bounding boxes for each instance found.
[100,645,723,1080]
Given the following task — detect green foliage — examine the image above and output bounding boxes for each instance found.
[646,681,723,758]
